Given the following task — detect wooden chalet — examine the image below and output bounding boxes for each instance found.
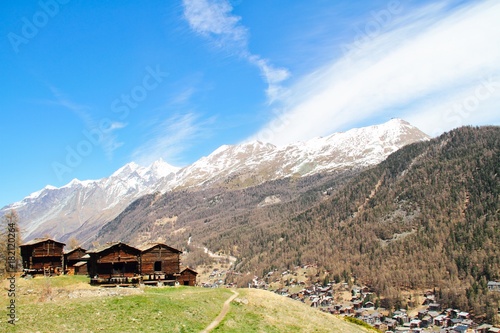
[63,246,88,275]
[73,255,89,276]
[83,241,197,287]
[139,243,182,285]
[87,242,141,285]
[20,238,66,276]
[179,267,198,286]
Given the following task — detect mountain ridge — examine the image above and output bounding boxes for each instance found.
[1,118,429,243]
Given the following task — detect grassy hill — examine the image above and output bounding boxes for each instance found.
[214,288,372,333]
[1,275,371,333]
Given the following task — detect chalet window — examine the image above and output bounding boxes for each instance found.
[154,261,162,272]
[112,262,124,275]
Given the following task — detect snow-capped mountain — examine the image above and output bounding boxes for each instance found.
[2,119,429,243]
[2,159,179,243]
[167,119,429,189]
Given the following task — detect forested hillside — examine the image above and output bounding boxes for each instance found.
[94,126,499,319]
[210,126,499,318]
[93,169,359,250]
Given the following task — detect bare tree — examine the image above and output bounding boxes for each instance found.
[67,237,81,250]
[1,210,22,276]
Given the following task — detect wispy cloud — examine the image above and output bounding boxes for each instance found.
[46,86,126,159]
[250,1,500,145]
[182,0,247,50]
[132,112,214,166]
[47,86,94,127]
[167,87,196,106]
[182,0,290,102]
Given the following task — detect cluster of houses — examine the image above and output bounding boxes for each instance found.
[200,268,227,288]
[243,267,500,333]
[19,238,197,286]
[276,284,499,332]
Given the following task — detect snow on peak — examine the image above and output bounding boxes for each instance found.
[61,178,96,188]
[211,144,231,155]
[64,178,82,188]
[111,162,141,178]
[26,187,49,200]
[147,158,180,178]
[387,118,410,125]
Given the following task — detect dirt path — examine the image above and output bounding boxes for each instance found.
[200,289,239,333]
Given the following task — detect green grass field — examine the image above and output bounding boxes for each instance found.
[1,275,371,333]
[214,289,372,333]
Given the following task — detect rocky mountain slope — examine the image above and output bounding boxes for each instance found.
[2,160,179,243]
[95,125,499,317]
[93,169,358,248]
[1,119,429,243]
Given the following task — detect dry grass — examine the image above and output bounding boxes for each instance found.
[1,276,375,333]
[3,274,96,303]
[214,288,373,333]
[1,275,231,333]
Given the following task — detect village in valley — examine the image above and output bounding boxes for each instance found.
[198,262,500,333]
[14,236,500,333]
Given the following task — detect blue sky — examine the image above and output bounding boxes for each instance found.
[1,0,499,208]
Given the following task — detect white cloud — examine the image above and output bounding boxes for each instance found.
[182,0,289,101]
[248,55,291,103]
[46,86,125,159]
[182,0,247,49]
[250,0,500,145]
[132,112,213,166]
[47,86,94,126]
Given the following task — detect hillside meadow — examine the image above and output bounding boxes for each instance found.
[1,275,372,333]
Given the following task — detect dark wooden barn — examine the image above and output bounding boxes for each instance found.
[73,257,89,276]
[20,238,66,276]
[63,246,88,275]
[87,242,141,285]
[179,267,198,286]
[139,243,182,275]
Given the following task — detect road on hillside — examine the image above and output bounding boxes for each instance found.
[200,289,239,333]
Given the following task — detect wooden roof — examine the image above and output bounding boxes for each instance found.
[21,237,66,247]
[138,242,182,254]
[73,261,88,267]
[180,267,198,275]
[86,242,140,254]
[64,246,87,255]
